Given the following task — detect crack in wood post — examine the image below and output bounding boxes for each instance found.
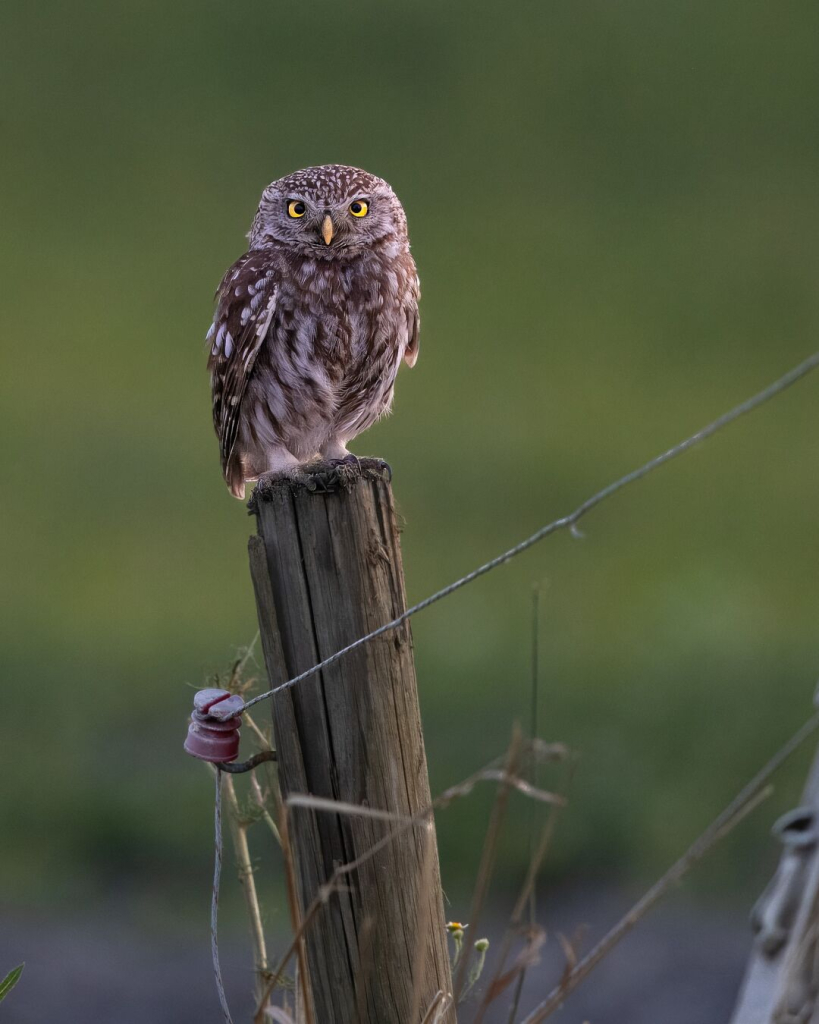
[248,463,455,1023]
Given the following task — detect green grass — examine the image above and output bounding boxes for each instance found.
[2,0,819,914]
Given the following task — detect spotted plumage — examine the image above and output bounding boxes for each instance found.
[207,164,419,498]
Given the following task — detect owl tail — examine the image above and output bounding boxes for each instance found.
[226,459,246,500]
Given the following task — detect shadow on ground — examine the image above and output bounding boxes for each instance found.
[1,886,751,1023]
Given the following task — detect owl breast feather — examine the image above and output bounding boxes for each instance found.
[228,248,417,465]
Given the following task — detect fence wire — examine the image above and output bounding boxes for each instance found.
[239,349,819,716]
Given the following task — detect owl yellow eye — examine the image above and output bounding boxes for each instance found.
[349,200,369,217]
[287,200,306,218]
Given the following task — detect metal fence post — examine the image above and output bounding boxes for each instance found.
[731,694,819,1024]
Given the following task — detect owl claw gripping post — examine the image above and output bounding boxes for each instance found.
[206,165,420,499]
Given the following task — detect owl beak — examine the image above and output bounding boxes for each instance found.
[321,214,335,246]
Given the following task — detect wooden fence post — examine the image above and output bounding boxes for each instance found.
[247,460,455,1024]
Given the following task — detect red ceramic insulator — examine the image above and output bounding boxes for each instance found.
[184,688,244,763]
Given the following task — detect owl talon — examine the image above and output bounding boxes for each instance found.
[294,456,373,493]
[353,457,392,481]
[299,474,320,493]
[250,456,394,508]
[324,454,360,470]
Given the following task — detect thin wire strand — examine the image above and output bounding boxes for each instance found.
[240,349,819,716]
[211,768,234,1024]
[518,709,819,1023]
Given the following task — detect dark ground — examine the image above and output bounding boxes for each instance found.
[1,886,752,1023]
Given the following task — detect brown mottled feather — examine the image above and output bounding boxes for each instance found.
[206,165,419,498]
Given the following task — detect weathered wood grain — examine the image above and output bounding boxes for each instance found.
[248,461,455,1024]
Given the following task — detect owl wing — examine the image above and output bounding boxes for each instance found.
[403,267,421,368]
[206,251,279,487]
[403,303,420,368]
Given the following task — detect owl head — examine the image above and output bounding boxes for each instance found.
[247,164,409,260]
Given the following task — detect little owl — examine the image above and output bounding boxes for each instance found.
[206,164,420,498]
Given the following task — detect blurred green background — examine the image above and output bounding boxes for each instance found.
[2,0,819,929]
